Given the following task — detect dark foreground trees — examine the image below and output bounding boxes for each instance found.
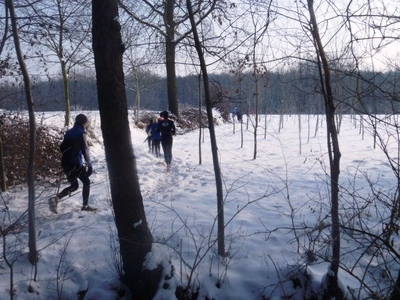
[92,1,162,298]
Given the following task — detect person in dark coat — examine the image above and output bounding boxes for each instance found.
[48,114,97,213]
[145,119,153,153]
[151,117,161,157]
[158,111,176,169]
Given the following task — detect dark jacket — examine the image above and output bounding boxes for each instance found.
[60,124,91,167]
[158,118,176,137]
[145,122,153,136]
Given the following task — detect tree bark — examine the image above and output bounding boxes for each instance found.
[0,137,7,192]
[92,1,162,298]
[57,1,70,127]
[391,269,400,299]
[165,0,179,117]
[307,0,343,298]
[61,60,71,126]
[186,0,225,257]
[7,0,38,267]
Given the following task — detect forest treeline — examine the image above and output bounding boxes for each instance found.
[2,67,400,115]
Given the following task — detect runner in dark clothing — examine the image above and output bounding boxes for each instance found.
[145,119,153,153]
[151,117,161,157]
[48,114,97,213]
[158,111,176,169]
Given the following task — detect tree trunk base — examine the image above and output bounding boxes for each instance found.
[322,274,345,300]
[122,264,163,300]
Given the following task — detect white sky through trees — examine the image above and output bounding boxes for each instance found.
[0,0,399,83]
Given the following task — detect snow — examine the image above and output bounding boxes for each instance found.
[0,111,398,299]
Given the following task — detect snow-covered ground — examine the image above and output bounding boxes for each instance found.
[0,111,398,299]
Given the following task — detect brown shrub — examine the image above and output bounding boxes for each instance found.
[1,114,63,187]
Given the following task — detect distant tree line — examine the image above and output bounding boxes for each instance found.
[2,67,400,115]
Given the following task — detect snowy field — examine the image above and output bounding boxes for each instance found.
[0,111,398,299]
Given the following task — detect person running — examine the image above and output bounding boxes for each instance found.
[48,114,97,213]
[151,117,161,157]
[158,111,176,169]
[145,119,153,153]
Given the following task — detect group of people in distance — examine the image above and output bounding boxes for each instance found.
[48,110,176,215]
[146,110,176,170]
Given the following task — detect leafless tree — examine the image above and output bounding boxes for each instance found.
[119,0,221,118]
[0,1,15,192]
[6,0,38,272]
[186,0,226,257]
[247,1,272,159]
[92,1,162,298]
[18,0,92,126]
[306,0,343,297]
[122,18,159,121]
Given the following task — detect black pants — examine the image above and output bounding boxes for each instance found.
[153,139,161,157]
[161,135,173,165]
[147,136,152,152]
[57,164,90,206]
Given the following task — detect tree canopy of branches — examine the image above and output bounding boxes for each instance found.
[119,0,226,118]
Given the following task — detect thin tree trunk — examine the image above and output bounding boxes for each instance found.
[307,0,343,298]
[7,0,38,268]
[92,1,162,298]
[253,60,258,160]
[240,117,243,148]
[134,68,141,122]
[232,114,235,134]
[298,114,302,155]
[165,0,179,117]
[198,72,202,165]
[0,136,7,192]
[61,60,71,127]
[307,114,310,143]
[264,114,267,140]
[186,0,225,257]
[56,1,71,128]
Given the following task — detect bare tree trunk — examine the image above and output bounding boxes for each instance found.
[133,67,141,122]
[391,269,400,300]
[56,1,70,127]
[240,117,243,148]
[307,0,343,298]
[61,60,71,127]
[298,114,302,155]
[186,0,225,257]
[198,72,202,165]
[7,0,38,268]
[232,114,235,134]
[165,0,179,118]
[252,62,259,160]
[0,4,7,193]
[253,111,258,159]
[0,136,7,192]
[92,1,162,298]
[249,2,271,159]
[314,114,319,137]
[264,114,267,140]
